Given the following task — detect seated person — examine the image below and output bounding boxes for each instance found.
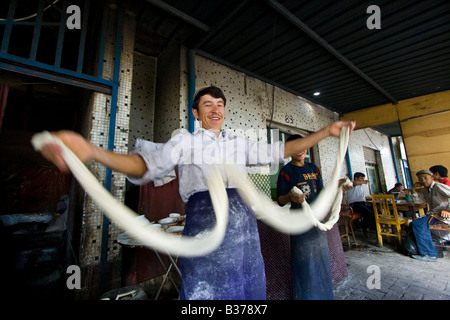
[388,183,404,200]
[344,172,375,234]
[387,182,411,217]
[429,165,450,187]
[410,170,450,262]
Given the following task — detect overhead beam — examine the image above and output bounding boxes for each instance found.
[340,104,398,130]
[340,89,450,129]
[395,90,450,121]
[264,0,398,105]
[144,0,209,32]
[193,0,250,48]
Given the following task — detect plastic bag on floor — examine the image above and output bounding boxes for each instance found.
[403,231,418,256]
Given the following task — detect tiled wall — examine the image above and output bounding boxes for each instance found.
[185,54,341,182]
[248,173,272,199]
[153,42,183,143]
[79,9,136,266]
[128,53,157,149]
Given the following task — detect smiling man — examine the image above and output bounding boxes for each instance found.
[38,85,355,300]
[192,86,225,136]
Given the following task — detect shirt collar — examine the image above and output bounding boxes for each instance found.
[193,127,228,139]
[428,181,436,191]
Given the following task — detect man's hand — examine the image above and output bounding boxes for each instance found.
[412,181,424,193]
[284,121,356,159]
[441,210,450,219]
[327,121,356,137]
[339,178,353,192]
[352,179,369,186]
[39,130,147,178]
[40,131,96,173]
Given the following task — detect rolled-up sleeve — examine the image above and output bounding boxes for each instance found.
[127,135,183,185]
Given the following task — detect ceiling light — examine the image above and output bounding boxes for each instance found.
[313,92,320,96]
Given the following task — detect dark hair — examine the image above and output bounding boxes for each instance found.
[394,183,403,188]
[354,172,365,179]
[192,86,226,110]
[286,134,302,142]
[429,165,448,178]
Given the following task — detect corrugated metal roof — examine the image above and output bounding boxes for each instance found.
[134,0,450,120]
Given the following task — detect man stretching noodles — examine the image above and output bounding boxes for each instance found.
[39,86,355,299]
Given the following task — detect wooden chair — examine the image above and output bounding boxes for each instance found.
[371,194,409,247]
[338,204,363,248]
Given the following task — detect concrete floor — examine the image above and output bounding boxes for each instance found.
[333,230,450,300]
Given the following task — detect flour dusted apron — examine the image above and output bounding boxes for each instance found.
[179,189,266,300]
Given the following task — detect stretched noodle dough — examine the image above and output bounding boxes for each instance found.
[31,131,229,257]
[31,126,350,256]
[227,127,351,234]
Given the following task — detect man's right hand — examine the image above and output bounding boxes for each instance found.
[40,131,96,173]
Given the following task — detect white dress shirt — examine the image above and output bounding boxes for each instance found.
[128,128,285,202]
[345,184,367,205]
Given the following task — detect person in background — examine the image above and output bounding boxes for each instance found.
[388,183,404,200]
[344,172,375,234]
[276,135,332,300]
[429,165,450,187]
[387,182,411,217]
[410,169,450,262]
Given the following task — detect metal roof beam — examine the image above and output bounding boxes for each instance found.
[144,0,210,33]
[193,0,250,49]
[265,0,398,105]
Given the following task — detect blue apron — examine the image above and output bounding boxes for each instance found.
[290,228,334,300]
[179,189,266,300]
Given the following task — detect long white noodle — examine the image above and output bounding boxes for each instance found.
[31,125,350,257]
[31,131,229,257]
[228,126,351,234]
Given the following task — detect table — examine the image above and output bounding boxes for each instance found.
[367,198,427,220]
[395,200,427,218]
[117,233,182,299]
